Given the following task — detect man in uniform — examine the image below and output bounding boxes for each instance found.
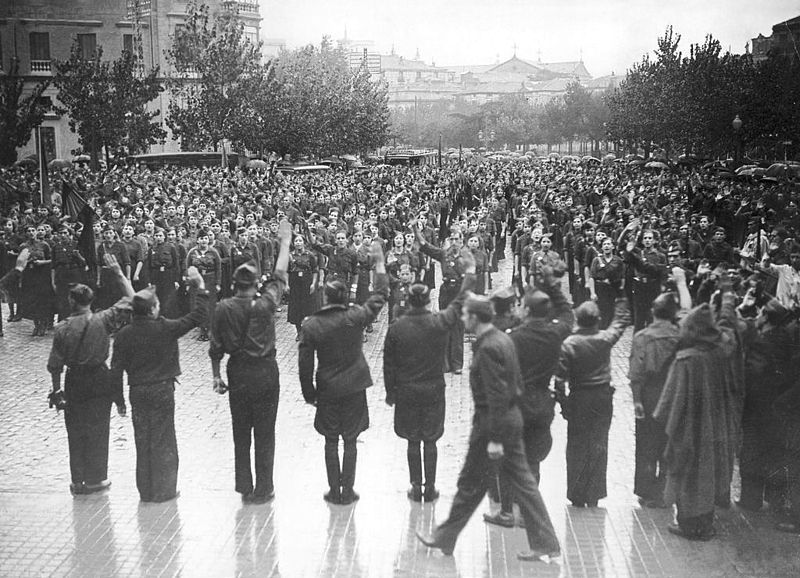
[416,295,561,563]
[383,252,476,502]
[45,252,134,495]
[624,230,667,332]
[628,271,690,508]
[484,267,574,527]
[298,241,387,505]
[415,223,469,373]
[209,220,291,504]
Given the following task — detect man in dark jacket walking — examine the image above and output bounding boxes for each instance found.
[383,252,476,502]
[416,294,561,563]
[298,241,388,505]
[484,267,574,528]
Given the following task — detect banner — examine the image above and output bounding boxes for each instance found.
[37,127,51,207]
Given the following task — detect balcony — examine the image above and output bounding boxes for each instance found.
[224,1,259,14]
[30,60,52,75]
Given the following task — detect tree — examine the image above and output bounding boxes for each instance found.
[53,38,164,169]
[254,38,390,157]
[166,1,262,151]
[0,59,50,166]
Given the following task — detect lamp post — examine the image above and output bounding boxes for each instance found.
[732,114,743,167]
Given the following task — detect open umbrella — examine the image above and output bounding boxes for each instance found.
[582,156,601,164]
[766,163,789,178]
[624,153,644,161]
[717,171,736,180]
[15,156,38,167]
[246,159,268,170]
[548,152,561,159]
[645,161,670,170]
[48,158,72,170]
[562,155,580,163]
[73,154,91,163]
[602,153,616,162]
[629,159,647,166]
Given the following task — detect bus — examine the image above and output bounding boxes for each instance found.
[127,151,241,170]
[384,149,438,166]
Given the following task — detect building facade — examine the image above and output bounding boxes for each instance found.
[0,0,261,162]
[751,15,800,63]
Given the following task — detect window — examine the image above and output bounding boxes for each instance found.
[77,34,97,59]
[29,32,51,61]
[123,34,134,54]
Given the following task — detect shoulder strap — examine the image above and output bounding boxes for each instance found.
[234,297,257,354]
[68,316,93,367]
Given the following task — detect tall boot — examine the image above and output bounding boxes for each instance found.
[407,441,422,501]
[324,437,341,503]
[423,441,439,501]
[340,438,359,504]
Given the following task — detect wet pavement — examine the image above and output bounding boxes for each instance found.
[1,253,798,577]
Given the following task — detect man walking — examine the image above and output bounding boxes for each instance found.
[416,294,561,563]
[209,220,291,504]
[484,266,574,528]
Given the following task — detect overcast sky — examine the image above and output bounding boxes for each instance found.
[259,0,799,77]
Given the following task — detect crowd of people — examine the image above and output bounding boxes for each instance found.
[1,154,800,561]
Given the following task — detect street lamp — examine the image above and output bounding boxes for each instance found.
[732,114,743,167]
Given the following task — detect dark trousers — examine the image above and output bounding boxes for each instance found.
[439,281,464,372]
[64,396,112,485]
[432,421,560,554]
[130,381,178,502]
[407,440,438,487]
[634,415,667,501]
[227,357,280,497]
[325,436,358,493]
[595,283,618,330]
[498,409,554,514]
[566,386,613,504]
[632,281,660,333]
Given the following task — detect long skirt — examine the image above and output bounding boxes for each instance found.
[288,271,314,326]
[19,264,54,321]
[130,380,179,502]
[150,268,179,319]
[566,385,613,504]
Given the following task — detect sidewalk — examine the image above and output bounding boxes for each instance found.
[0,255,798,577]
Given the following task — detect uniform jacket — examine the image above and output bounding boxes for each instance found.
[299,273,388,404]
[383,274,475,404]
[556,298,631,389]
[470,326,524,444]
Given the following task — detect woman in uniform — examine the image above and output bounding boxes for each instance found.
[184,229,221,341]
[19,224,55,336]
[287,235,318,339]
[148,228,181,319]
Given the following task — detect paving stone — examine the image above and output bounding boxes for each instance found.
[0,252,798,577]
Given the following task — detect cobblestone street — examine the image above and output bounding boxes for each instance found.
[1,253,798,577]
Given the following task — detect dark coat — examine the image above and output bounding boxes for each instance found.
[384,274,475,403]
[469,326,523,444]
[299,273,388,404]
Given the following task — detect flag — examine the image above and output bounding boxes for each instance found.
[221,140,228,169]
[61,179,89,218]
[62,179,96,270]
[37,127,51,207]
